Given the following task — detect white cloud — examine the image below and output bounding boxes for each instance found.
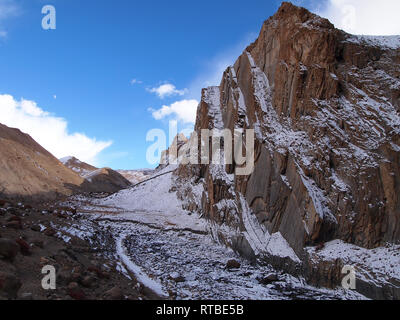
[130,78,143,85]
[148,83,188,99]
[0,94,112,165]
[0,0,19,38]
[150,99,199,123]
[0,0,18,19]
[148,34,256,126]
[316,0,400,35]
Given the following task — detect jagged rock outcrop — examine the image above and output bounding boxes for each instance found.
[175,2,400,264]
[158,133,188,170]
[0,123,84,201]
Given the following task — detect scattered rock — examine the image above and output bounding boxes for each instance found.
[31,239,44,249]
[44,228,56,237]
[226,259,241,269]
[67,282,86,300]
[20,292,33,300]
[88,266,109,279]
[169,272,186,283]
[57,269,72,286]
[5,220,22,230]
[0,272,22,299]
[257,273,279,285]
[16,238,31,256]
[104,286,123,300]
[80,275,95,288]
[0,238,19,261]
[30,225,41,232]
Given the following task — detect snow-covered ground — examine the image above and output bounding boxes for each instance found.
[52,168,374,300]
[307,240,400,287]
[56,200,365,300]
[89,167,206,233]
[347,35,400,50]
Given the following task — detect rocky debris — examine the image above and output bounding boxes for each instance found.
[169,272,186,283]
[0,272,22,299]
[80,275,96,288]
[67,282,86,300]
[226,259,241,270]
[0,200,146,301]
[15,238,31,256]
[104,286,123,300]
[20,292,33,300]
[87,265,110,279]
[5,220,22,230]
[31,239,44,249]
[0,239,19,261]
[43,228,56,237]
[257,273,279,285]
[30,225,41,232]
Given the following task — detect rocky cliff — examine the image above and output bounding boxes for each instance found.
[175,2,400,272]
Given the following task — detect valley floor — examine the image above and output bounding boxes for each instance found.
[55,187,365,300]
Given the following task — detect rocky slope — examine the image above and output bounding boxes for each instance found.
[0,199,156,300]
[116,170,154,185]
[61,156,132,193]
[83,168,132,193]
[173,2,400,298]
[60,157,97,177]
[0,123,84,201]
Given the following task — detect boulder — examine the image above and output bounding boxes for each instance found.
[104,286,123,300]
[0,272,22,299]
[226,259,241,269]
[0,239,19,261]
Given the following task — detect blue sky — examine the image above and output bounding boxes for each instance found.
[0,0,399,169]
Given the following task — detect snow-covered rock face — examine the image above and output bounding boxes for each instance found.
[176,2,400,260]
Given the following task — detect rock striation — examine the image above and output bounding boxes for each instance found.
[174,2,400,295]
